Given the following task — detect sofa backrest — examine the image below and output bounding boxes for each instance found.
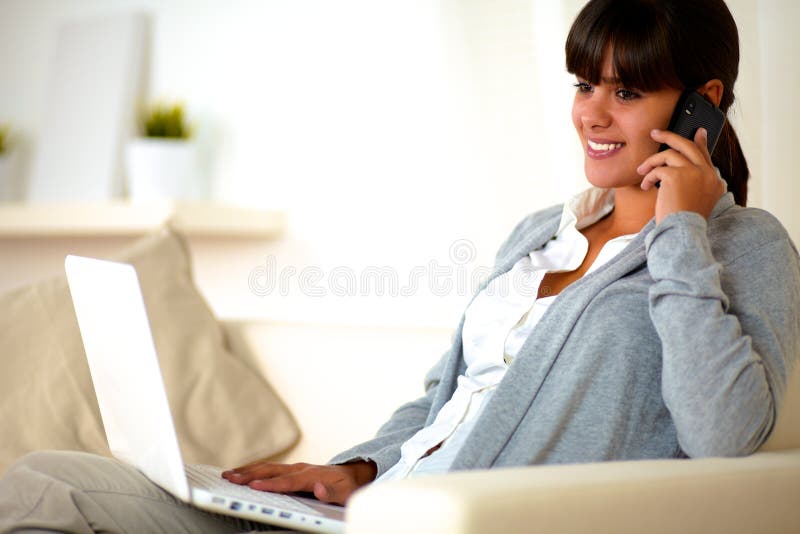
[222,320,453,464]
[760,359,800,451]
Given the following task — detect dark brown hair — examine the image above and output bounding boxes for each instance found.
[566,0,749,205]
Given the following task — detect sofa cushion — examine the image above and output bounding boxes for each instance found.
[0,227,299,474]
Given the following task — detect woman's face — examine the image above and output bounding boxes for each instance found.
[571,52,682,189]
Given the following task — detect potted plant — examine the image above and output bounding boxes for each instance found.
[125,102,205,201]
[0,124,21,202]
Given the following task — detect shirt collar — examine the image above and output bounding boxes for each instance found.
[555,187,615,237]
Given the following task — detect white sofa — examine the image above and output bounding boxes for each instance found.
[224,319,800,534]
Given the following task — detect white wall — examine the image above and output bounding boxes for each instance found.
[0,0,796,329]
[754,0,800,230]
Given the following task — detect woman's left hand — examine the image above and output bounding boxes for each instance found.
[638,128,726,225]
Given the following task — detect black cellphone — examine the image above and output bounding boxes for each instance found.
[659,89,726,154]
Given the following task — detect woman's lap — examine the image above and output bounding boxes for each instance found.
[0,450,290,533]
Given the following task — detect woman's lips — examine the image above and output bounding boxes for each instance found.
[587,139,625,159]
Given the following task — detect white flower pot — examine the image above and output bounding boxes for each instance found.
[125,138,205,201]
[0,149,21,202]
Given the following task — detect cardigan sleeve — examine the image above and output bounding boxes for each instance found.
[326,348,450,477]
[645,210,800,457]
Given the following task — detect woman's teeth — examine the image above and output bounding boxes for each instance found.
[588,140,624,151]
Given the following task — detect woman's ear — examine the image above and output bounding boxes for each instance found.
[698,79,724,107]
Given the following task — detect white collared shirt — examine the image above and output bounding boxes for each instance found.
[377,187,638,482]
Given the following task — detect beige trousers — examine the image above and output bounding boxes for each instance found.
[0,451,295,533]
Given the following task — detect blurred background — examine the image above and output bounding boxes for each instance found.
[0,0,797,330]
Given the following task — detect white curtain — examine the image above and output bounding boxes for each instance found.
[750,1,800,240]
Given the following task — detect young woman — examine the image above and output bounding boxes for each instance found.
[2,0,798,531]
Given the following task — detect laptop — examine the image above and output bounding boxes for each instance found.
[65,255,346,533]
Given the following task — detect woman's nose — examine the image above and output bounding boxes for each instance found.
[580,98,612,129]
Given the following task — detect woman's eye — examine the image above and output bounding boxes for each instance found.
[573,82,592,94]
[616,89,640,101]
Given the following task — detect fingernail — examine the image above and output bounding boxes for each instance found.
[651,128,660,135]
[700,128,708,138]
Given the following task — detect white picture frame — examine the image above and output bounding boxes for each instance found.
[27,12,148,202]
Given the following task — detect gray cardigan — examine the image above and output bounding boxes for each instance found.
[330,192,800,477]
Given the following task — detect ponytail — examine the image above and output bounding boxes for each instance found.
[714,118,749,206]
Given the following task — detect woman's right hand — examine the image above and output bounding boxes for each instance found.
[221,460,377,506]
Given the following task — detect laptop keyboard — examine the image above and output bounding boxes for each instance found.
[185,464,320,515]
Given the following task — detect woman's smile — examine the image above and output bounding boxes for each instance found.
[586,138,625,159]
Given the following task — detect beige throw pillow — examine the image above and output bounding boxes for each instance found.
[0,227,299,474]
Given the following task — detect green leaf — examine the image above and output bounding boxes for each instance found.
[141,103,191,139]
[0,124,9,155]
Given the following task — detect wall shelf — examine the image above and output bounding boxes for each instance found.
[0,201,286,239]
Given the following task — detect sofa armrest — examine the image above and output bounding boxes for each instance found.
[345,449,800,534]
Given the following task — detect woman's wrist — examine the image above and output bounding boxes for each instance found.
[341,460,378,486]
